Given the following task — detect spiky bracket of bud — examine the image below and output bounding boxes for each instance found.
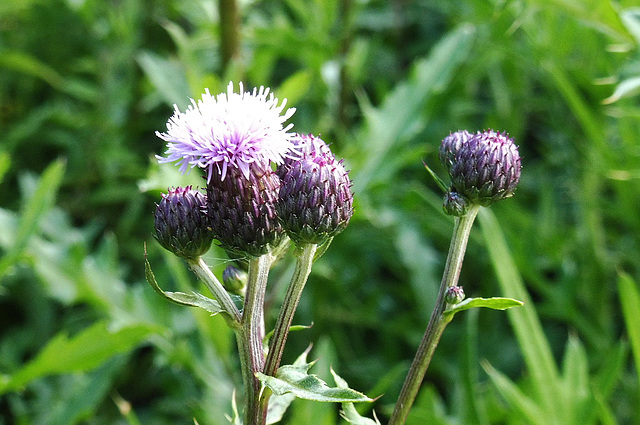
[433,129,522,215]
[277,134,354,246]
[154,186,213,260]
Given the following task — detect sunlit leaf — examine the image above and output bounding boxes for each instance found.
[257,360,372,403]
[144,246,224,315]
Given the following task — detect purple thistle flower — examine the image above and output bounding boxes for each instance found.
[156,82,296,182]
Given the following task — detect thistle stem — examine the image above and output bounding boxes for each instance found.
[188,257,241,324]
[239,255,271,425]
[264,243,317,378]
[389,205,480,425]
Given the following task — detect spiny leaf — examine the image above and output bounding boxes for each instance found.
[257,360,372,403]
[331,369,381,425]
[144,245,224,315]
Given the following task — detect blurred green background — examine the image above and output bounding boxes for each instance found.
[1,0,640,424]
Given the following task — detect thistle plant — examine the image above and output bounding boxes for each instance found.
[389,129,523,425]
[146,83,365,425]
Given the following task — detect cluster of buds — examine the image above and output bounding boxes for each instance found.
[439,129,521,215]
[153,83,354,260]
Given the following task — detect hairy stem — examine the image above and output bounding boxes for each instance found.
[389,205,480,425]
[188,257,241,324]
[239,255,270,425]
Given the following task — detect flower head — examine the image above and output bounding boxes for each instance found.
[206,162,283,257]
[447,130,521,206]
[277,134,354,245]
[439,130,473,173]
[156,82,296,182]
[154,186,213,259]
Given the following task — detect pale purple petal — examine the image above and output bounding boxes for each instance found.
[156,82,296,182]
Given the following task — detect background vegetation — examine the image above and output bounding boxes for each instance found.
[1,0,640,424]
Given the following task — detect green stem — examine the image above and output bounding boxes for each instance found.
[264,243,317,378]
[219,0,240,72]
[389,205,480,425]
[239,255,271,425]
[188,257,241,324]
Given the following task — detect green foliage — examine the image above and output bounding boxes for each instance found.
[2,0,640,423]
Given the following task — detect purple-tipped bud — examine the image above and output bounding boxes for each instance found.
[449,130,521,206]
[445,286,465,305]
[277,134,354,245]
[154,186,213,260]
[443,191,469,217]
[222,265,248,294]
[206,161,283,257]
[439,130,473,173]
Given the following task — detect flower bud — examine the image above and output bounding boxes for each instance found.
[439,130,473,173]
[445,286,465,305]
[222,265,248,294]
[154,186,213,260]
[277,134,354,245]
[449,130,521,206]
[443,190,469,217]
[206,161,283,257]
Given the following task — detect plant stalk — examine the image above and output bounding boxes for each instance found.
[263,243,317,378]
[188,257,241,324]
[239,255,271,425]
[388,205,480,425]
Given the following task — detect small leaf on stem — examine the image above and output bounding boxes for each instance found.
[144,245,224,315]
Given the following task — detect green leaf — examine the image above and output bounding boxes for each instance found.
[0,158,66,279]
[617,271,640,386]
[137,50,191,108]
[266,348,313,424]
[144,246,224,315]
[331,369,381,425]
[482,361,547,425]
[478,209,563,419]
[0,321,153,395]
[0,150,10,185]
[443,297,524,320]
[257,361,372,403]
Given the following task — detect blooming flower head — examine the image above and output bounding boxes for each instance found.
[156,82,296,182]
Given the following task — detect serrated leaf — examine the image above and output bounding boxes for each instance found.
[331,369,381,425]
[257,361,372,403]
[265,346,313,424]
[0,321,153,395]
[444,297,523,320]
[144,247,224,315]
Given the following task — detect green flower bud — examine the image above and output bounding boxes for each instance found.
[443,190,469,217]
[449,130,521,206]
[222,265,248,294]
[154,186,213,260]
[445,286,465,305]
